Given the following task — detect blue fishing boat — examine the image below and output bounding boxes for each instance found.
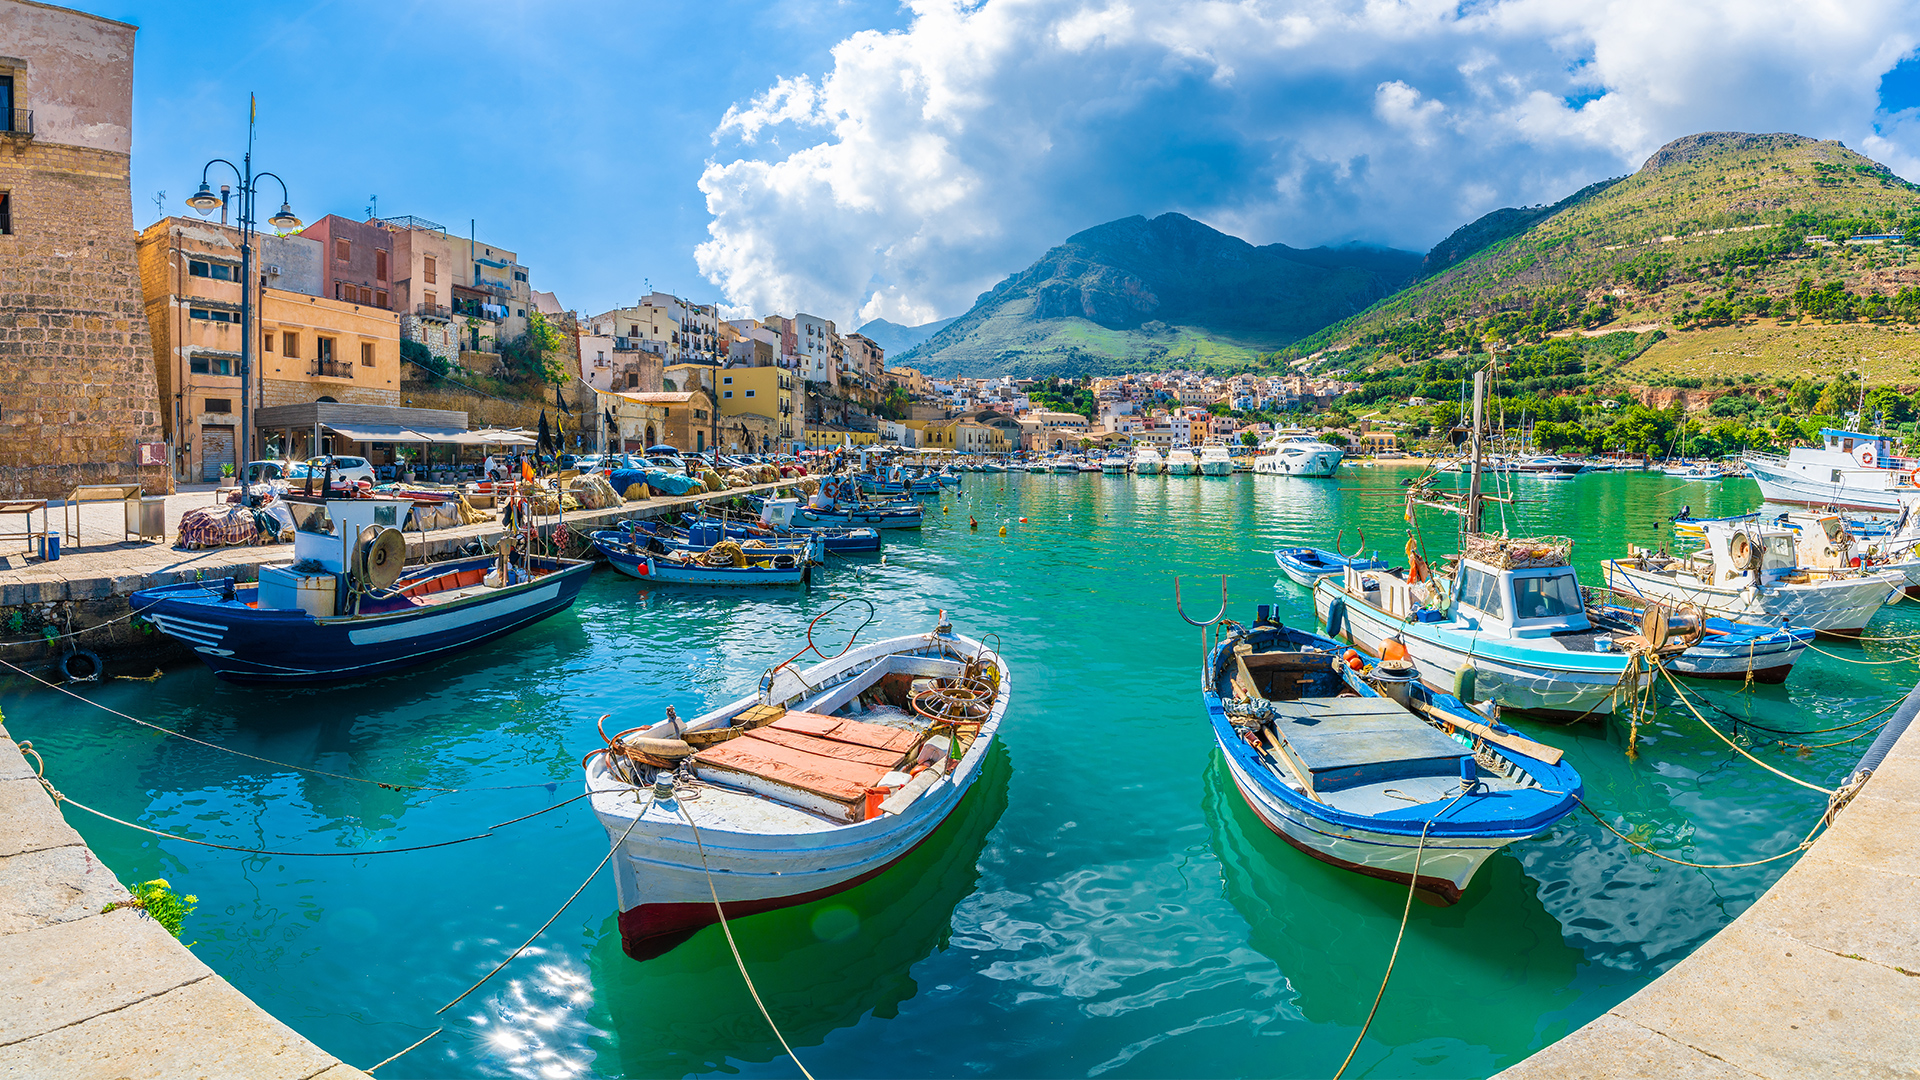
[591,529,812,585]
[618,519,824,562]
[686,499,882,553]
[1583,590,1814,683]
[796,481,923,529]
[1274,546,1388,587]
[1205,608,1582,903]
[132,495,591,684]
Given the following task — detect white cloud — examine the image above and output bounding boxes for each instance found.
[697,0,1920,328]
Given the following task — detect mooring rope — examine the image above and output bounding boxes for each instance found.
[1799,638,1920,666]
[1653,664,1836,794]
[675,798,817,1080]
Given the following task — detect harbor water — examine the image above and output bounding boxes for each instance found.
[2,467,1905,1078]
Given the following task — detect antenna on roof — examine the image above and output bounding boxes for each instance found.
[366,194,378,220]
[152,190,166,219]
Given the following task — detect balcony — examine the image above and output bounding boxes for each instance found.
[415,303,452,320]
[3,109,30,142]
[312,360,354,380]
[450,299,499,321]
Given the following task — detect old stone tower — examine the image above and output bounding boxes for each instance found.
[0,0,161,498]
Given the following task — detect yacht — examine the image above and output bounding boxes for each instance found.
[1166,447,1199,476]
[1198,444,1234,476]
[1512,455,1585,476]
[1132,446,1165,475]
[1100,453,1129,475]
[1051,456,1080,474]
[1252,433,1344,477]
[1744,428,1919,511]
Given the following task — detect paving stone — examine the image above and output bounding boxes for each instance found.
[0,845,129,937]
[1495,1013,1756,1079]
[0,973,350,1080]
[0,735,32,781]
[0,909,211,1046]
[1805,793,1920,879]
[0,777,83,859]
[1857,740,1920,807]
[1611,921,1920,1078]
[1740,854,1920,973]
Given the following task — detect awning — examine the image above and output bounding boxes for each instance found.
[321,422,528,446]
[321,422,422,442]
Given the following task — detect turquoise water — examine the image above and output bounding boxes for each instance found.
[3,469,1910,1078]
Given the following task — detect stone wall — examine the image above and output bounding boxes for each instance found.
[402,383,598,443]
[259,377,400,409]
[0,4,160,499]
[400,314,459,370]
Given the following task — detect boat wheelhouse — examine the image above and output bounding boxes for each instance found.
[1743,428,1919,511]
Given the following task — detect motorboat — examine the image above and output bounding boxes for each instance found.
[1743,428,1920,511]
[1051,456,1081,474]
[1100,453,1129,475]
[592,529,812,586]
[1252,434,1344,477]
[1512,456,1585,475]
[1133,446,1165,475]
[1602,518,1901,637]
[1167,448,1199,476]
[1274,547,1387,587]
[585,615,1008,959]
[1204,610,1581,903]
[1662,461,1724,480]
[132,494,591,683]
[1198,444,1234,477]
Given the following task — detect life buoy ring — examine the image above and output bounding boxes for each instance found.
[1907,466,1920,488]
[59,650,102,683]
[1859,446,1877,468]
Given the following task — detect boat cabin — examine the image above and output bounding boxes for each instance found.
[1778,511,1863,572]
[1820,428,1901,470]
[1697,521,1799,585]
[258,496,411,616]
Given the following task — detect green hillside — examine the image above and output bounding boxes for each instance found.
[1296,132,1920,364]
[900,213,1420,377]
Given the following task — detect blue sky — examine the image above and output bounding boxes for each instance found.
[102,1,1920,330]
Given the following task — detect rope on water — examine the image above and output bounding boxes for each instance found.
[675,797,816,1080]
[1654,664,1837,794]
[1799,638,1920,666]
[1332,786,1473,1080]
[364,1026,445,1075]
[0,655,562,794]
[1574,793,1826,869]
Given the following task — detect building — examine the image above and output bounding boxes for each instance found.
[0,0,162,496]
[793,312,833,384]
[1358,431,1399,454]
[715,366,796,448]
[375,214,461,372]
[298,214,394,310]
[606,390,715,453]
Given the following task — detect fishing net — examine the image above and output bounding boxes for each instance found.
[1464,532,1574,569]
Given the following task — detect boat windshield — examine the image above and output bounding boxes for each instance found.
[1512,572,1583,620]
[289,502,335,535]
[1458,566,1505,619]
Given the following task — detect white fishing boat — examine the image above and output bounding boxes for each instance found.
[1602,517,1901,637]
[1167,447,1199,476]
[1743,428,1920,511]
[1252,433,1344,477]
[585,615,1008,960]
[1132,446,1165,475]
[1198,444,1234,476]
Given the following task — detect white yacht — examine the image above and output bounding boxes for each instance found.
[1132,446,1164,475]
[1744,428,1919,511]
[1253,433,1345,477]
[1166,447,1199,476]
[1198,444,1234,476]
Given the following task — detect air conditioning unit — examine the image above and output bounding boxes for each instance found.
[266,264,283,276]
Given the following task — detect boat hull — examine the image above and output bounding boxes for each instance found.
[597,539,810,585]
[795,506,922,529]
[1602,561,1897,637]
[1134,461,1163,475]
[1314,584,1647,720]
[1744,457,1908,511]
[133,556,591,684]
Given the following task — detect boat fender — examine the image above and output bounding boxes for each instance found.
[59,649,102,683]
[1381,638,1408,662]
[1324,596,1346,638]
[624,736,694,761]
[1453,665,1481,704]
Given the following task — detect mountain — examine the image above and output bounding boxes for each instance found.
[1304,131,1920,362]
[897,213,1422,377]
[855,317,956,356]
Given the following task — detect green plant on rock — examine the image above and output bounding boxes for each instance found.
[103,878,198,939]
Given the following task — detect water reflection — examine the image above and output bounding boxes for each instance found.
[583,742,1011,1076]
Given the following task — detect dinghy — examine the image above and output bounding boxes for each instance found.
[591,529,812,586]
[1274,547,1388,587]
[585,614,1008,959]
[1205,609,1581,903]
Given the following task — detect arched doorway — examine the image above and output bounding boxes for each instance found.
[645,425,657,447]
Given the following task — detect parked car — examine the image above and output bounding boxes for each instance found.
[306,455,375,486]
[645,454,686,474]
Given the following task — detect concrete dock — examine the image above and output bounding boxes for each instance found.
[1496,688,1920,1078]
[0,722,372,1079]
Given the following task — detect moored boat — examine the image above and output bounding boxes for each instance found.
[1743,428,1920,511]
[585,615,1008,959]
[1252,433,1344,477]
[1132,446,1165,475]
[1198,444,1234,476]
[1167,448,1199,476]
[1582,588,1814,682]
[591,529,812,585]
[133,494,591,683]
[1204,611,1581,903]
[1274,546,1387,587]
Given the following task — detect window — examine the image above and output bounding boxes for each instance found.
[189,309,235,323]
[722,376,733,384]
[1513,573,1583,621]
[212,264,233,280]
[375,250,388,281]
[282,332,299,358]
[423,256,436,285]
[424,290,436,309]
[358,286,373,305]
[335,238,350,262]
[513,270,527,282]
[188,355,232,375]
[375,290,388,309]
[0,190,9,235]
[1458,567,1505,619]
[360,342,374,366]
[723,390,733,399]
[0,76,11,132]
[190,261,233,280]
[264,333,274,353]
[317,337,334,364]
[626,372,638,389]
[335,281,346,301]
[189,260,210,277]
[746,389,756,398]
[204,398,231,413]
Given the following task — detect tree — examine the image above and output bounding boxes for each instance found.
[400,338,446,377]
[1240,430,1260,447]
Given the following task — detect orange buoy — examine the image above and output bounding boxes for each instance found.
[1381,638,1408,662]
[1344,648,1363,671]
[1019,517,1028,523]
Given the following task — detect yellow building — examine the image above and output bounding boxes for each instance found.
[257,290,402,410]
[1359,431,1399,454]
[803,425,880,449]
[716,366,797,443]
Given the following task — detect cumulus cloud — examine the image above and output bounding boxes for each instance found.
[696,0,1920,327]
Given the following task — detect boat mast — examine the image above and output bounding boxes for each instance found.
[1467,369,1486,536]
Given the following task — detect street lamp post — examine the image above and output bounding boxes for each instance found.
[186,100,301,475]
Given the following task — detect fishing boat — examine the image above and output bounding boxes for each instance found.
[620,519,824,562]
[685,500,882,553]
[1602,517,1900,637]
[1199,444,1234,477]
[1204,609,1581,903]
[1167,447,1199,476]
[591,529,812,586]
[1743,428,1920,511]
[584,614,1008,959]
[797,483,924,529]
[1133,446,1165,475]
[1274,547,1387,587]
[1582,588,1813,682]
[132,494,591,683]
[1252,433,1344,477]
